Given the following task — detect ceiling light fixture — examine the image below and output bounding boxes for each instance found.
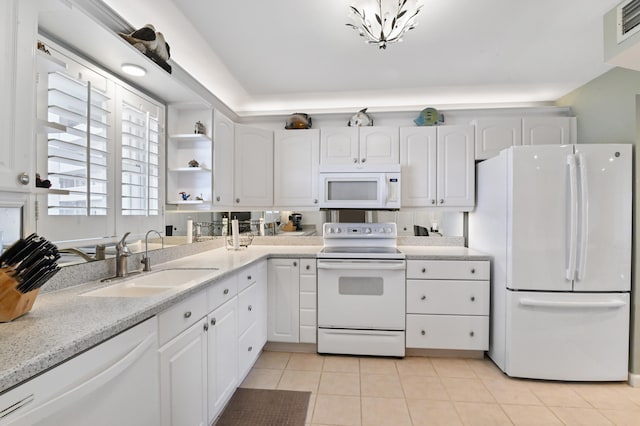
[121,63,147,77]
[346,0,422,49]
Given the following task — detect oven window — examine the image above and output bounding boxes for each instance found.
[339,277,383,295]
[328,181,377,201]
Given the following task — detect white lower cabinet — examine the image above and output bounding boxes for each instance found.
[267,257,317,344]
[406,260,490,351]
[159,318,209,426]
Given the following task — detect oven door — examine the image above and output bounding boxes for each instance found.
[317,259,406,330]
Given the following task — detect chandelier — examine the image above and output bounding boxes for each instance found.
[346,0,422,49]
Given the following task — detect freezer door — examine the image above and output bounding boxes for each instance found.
[507,145,574,291]
[505,291,629,381]
[573,144,631,292]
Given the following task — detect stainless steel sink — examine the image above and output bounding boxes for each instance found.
[81,268,219,298]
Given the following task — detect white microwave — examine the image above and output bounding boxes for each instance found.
[318,164,401,210]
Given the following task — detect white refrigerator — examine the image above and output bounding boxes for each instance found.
[469,144,631,381]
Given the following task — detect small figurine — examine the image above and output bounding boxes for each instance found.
[195,194,204,201]
[179,191,191,201]
[285,113,312,129]
[35,173,52,188]
[188,159,200,168]
[348,108,373,127]
[414,107,444,126]
[194,121,206,134]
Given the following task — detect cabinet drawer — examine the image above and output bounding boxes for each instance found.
[406,314,489,350]
[238,282,258,335]
[407,260,489,280]
[300,308,316,327]
[159,292,207,346]
[300,274,316,292]
[238,322,260,380]
[407,280,489,315]
[238,263,258,292]
[207,274,238,312]
[300,258,317,275]
[300,326,317,344]
[300,291,316,310]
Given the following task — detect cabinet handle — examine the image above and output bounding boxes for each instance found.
[469,331,475,337]
[293,261,297,267]
[247,275,252,281]
[361,158,366,163]
[248,305,252,311]
[204,323,209,331]
[184,311,192,319]
[420,295,427,301]
[439,199,444,204]
[421,330,426,336]
[421,268,427,273]
[18,172,30,185]
[223,288,229,295]
[236,198,240,203]
[216,196,221,202]
[211,318,216,326]
[431,199,436,205]
[470,296,476,302]
[470,268,476,274]
[248,346,253,352]
[314,199,318,204]
[306,264,311,270]
[353,158,358,163]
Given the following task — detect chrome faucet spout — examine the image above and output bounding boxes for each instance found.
[115,232,132,278]
[142,230,164,272]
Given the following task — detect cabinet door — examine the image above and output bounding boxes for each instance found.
[522,117,573,146]
[207,298,238,424]
[267,258,300,343]
[436,125,475,208]
[400,127,437,207]
[359,127,399,164]
[0,0,36,191]
[213,109,234,208]
[234,124,273,207]
[273,129,319,207]
[320,127,358,165]
[474,118,522,160]
[257,260,268,347]
[159,319,208,426]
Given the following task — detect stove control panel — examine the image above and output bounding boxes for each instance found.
[323,223,397,238]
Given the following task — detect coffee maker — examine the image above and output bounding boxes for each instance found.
[290,213,303,231]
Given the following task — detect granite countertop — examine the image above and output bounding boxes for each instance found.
[0,244,489,394]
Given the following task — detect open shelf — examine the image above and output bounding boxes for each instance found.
[167,200,204,205]
[168,167,211,172]
[169,134,212,143]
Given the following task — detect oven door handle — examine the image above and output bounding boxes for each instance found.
[317,261,406,271]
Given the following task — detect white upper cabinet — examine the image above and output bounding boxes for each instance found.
[273,129,319,208]
[234,124,273,207]
[212,110,235,208]
[400,127,437,207]
[474,118,522,160]
[400,125,474,209]
[320,127,399,166]
[522,117,575,146]
[0,0,37,191]
[437,125,475,208]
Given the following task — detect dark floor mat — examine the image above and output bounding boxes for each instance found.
[214,388,311,426]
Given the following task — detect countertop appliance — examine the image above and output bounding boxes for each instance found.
[317,222,406,357]
[318,164,400,210]
[469,144,631,381]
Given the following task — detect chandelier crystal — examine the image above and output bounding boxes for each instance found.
[346,0,422,49]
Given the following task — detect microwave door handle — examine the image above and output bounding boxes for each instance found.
[382,175,389,205]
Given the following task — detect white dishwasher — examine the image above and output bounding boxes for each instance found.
[0,317,159,426]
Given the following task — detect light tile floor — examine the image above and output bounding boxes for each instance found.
[240,350,640,426]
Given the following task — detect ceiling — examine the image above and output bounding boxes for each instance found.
[101,0,620,116]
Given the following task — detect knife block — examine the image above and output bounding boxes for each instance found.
[0,269,40,322]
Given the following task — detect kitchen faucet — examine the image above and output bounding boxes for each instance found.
[141,230,163,272]
[115,232,131,277]
[59,244,106,262]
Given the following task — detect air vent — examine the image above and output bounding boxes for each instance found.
[618,0,640,42]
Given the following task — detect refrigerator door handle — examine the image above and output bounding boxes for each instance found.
[519,298,626,310]
[566,154,578,281]
[576,153,589,281]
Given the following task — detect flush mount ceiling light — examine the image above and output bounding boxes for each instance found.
[346,0,422,49]
[121,63,147,77]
